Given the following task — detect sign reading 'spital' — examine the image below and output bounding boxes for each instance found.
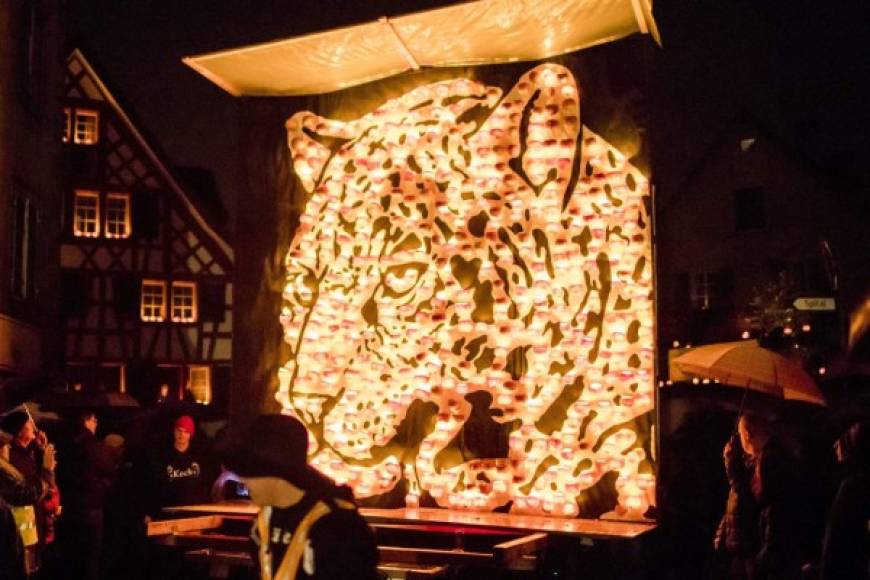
[793,297,836,311]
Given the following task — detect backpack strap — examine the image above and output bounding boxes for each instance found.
[272,501,332,580]
[256,506,273,580]
[257,494,359,580]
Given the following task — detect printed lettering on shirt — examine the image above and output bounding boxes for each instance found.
[166,461,201,480]
[271,527,292,544]
[303,539,315,575]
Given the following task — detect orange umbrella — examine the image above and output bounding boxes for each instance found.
[673,340,825,406]
[848,295,870,364]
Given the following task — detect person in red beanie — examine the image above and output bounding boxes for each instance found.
[143,415,215,518]
[139,415,216,579]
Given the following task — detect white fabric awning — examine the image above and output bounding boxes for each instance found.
[183,0,659,96]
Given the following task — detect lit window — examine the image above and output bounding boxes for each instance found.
[187,366,211,404]
[141,280,166,322]
[73,109,99,145]
[156,365,184,401]
[73,190,100,238]
[63,108,71,143]
[105,193,131,239]
[171,281,197,323]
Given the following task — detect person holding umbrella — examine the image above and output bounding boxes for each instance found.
[715,412,804,580]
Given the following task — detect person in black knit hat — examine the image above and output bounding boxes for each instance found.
[1,410,58,576]
[223,414,379,580]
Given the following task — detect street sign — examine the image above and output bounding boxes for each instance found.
[793,297,836,311]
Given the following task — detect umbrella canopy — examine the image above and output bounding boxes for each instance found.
[43,390,141,410]
[848,295,870,365]
[673,340,825,406]
[0,402,59,423]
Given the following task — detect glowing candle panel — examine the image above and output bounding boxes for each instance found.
[278,64,655,519]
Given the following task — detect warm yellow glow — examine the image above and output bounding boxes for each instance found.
[104,193,131,239]
[171,281,198,323]
[63,107,71,143]
[141,280,166,322]
[73,190,100,238]
[183,0,660,97]
[73,109,100,145]
[279,64,655,519]
[188,365,211,404]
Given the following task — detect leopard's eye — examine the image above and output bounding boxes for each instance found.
[382,263,426,297]
[289,270,318,307]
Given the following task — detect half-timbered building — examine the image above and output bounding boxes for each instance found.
[60,50,233,409]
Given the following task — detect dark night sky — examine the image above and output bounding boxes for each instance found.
[69,0,870,232]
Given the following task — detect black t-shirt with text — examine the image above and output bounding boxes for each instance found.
[147,446,211,514]
[257,488,378,580]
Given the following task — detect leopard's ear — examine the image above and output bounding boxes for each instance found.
[286,112,357,193]
[469,64,580,211]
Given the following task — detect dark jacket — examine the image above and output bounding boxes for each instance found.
[6,441,56,545]
[820,421,870,580]
[0,497,26,580]
[252,484,379,580]
[58,429,115,514]
[715,434,760,555]
[144,444,213,516]
[751,437,803,580]
[0,454,50,508]
[7,442,43,485]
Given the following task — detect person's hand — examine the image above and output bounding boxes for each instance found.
[35,430,49,449]
[723,438,733,460]
[43,443,57,471]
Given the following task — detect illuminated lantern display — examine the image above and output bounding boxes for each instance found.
[278,64,655,519]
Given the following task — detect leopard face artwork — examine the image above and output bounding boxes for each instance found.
[279,64,655,518]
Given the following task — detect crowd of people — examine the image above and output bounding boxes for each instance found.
[0,405,380,580]
[0,406,221,580]
[1,396,867,580]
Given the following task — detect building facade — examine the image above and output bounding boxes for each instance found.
[656,117,867,372]
[60,50,234,409]
[0,0,66,404]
